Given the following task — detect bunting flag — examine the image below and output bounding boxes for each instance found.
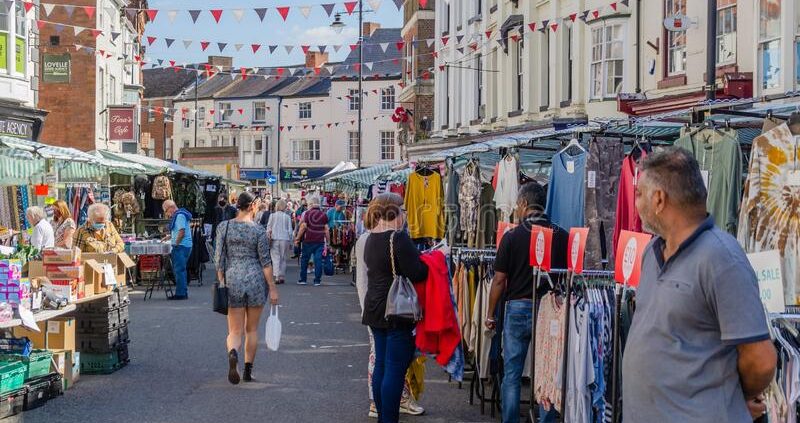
[23,1,34,13]
[528,22,536,32]
[167,10,178,23]
[147,36,156,46]
[592,10,600,19]
[269,45,278,54]
[82,6,95,19]
[539,20,550,33]
[200,41,210,51]
[285,45,294,54]
[165,38,174,48]
[350,44,359,52]
[551,22,559,32]
[254,7,268,21]
[395,41,404,51]
[610,2,617,11]
[251,44,261,53]
[217,42,227,52]
[441,36,449,46]
[188,9,201,23]
[300,6,311,18]
[321,3,335,16]
[90,29,102,38]
[301,45,310,54]
[392,0,403,10]
[379,43,388,53]
[419,0,428,7]
[621,0,630,6]
[276,6,290,21]
[183,40,192,49]
[42,3,56,16]
[35,20,46,30]
[579,10,590,21]
[111,31,121,42]
[319,45,327,53]
[234,43,244,51]
[344,1,357,15]
[63,5,74,18]
[368,0,382,12]
[485,30,493,40]
[232,9,245,22]
[145,9,158,21]
[569,13,577,22]
[210,9,223,23]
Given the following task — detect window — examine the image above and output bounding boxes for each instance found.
[109,75,116,104]
[717,0,737,65]
[198,107,205,123]
[443,3,450,33]
[540,33,549,108]
[182,139,190,149]
[444,66,450,126]
[348,131,360,161]
[514,39,524,111]
[381,87,395,110]
[590,23,625,99]
[299,102,312,120]
[165,139,172,160]
[211,136,219,147]
[665,0,687,75]
[476,54,484,119]
[561,26,573,103]
[147,101,155,122]
[221,135,228,146]
[183,117,190,129]
[197,138,206,147]
[759,0,781,90]
[348,89,360,111]
[219,102,233,122]
[380,131,395,161]
[253,101,267,122]
[292,140,320,161]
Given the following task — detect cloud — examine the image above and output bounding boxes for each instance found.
[293,25,358,46]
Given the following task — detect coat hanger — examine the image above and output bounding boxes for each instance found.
[557,137,587,156]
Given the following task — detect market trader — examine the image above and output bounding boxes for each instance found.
[326,199,348,228]
[74,203,125,253]
[163,200,193,301]
[485,182,568,423]
[622,147,777,422]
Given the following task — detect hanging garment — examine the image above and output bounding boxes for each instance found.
[459,163,482,244]
[613,151,647,252]
[565,301,594,423]
[675,128,743,234]
[534,292,566,412]
[477,183,497,249]
[151,175,173,200]
[546,150,588,231]
[404,171,444,239]
[444,168,461,246]
[738,123,800,305]
[493,155,520,222]
[584,138,624,269]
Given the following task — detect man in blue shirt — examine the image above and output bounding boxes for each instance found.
[163,200,193,300]
[326,200,348,228]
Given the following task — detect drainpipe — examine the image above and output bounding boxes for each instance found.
[635,0,642,93]
[706,0,717,100]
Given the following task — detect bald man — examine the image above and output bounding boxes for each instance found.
[163,200,193,300]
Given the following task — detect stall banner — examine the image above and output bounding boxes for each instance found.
[747,250,786,313]
[567,227,590,274]
[529,225,553,271]
[614,230,652,287]
[496,221,517,249]
[108,106,136,142]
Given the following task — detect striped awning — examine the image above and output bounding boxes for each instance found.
[603,125,683,139]
[329,163,399,188]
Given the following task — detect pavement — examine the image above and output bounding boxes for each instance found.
[14,261,498,423]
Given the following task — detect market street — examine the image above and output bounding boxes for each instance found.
[13,263,494,423]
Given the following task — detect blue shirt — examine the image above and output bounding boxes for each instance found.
[172,214,193,248]
[545,150,587,230]
[326,209,347,228]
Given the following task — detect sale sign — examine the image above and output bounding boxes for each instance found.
[614,230,652,287]
[529,225,554,271]
[496,221,517,249]
[108,106,135,142]
[568,227,590,274]
[747,250,786,313]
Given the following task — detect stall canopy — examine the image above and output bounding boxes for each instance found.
[95,150,219,178]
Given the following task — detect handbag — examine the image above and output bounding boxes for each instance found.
[384,231,422,323]
[212,222,230,315]
[322,246,335,276]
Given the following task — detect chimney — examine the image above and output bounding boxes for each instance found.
[305,51,329,69]
[207,56,233,70]
[363,22,381,37]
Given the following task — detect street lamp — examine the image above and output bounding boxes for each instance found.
[331,13,345,33]
[331,1,364,169]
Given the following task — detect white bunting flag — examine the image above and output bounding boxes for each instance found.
[167,10,178,23]
[379,43,389,53]
[299,6,311,18]
[368,0,382,11]
[42,4,56,17]
[234,44,244,52]
[183,40,192,49]
[333,45,342,53]
[232,9,245,22]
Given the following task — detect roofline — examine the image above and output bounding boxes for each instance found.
[276,93,330,99]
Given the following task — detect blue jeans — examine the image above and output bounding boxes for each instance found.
[502,299,533,423]
[371,327,415,423]
[171,245,191,297]
[299,242,324,284]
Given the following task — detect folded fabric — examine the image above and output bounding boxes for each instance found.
[415,251,461,367]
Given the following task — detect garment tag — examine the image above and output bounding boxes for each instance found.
[549,319,559,336]
[566,161,575,174]
[587,171,597,189]
[701,170,710,189]
[47,321,60,334]
[788,170,800,186]
[633,167,639,186]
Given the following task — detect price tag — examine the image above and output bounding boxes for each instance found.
[788,170,800,187]
[568,228,590,274]
[587,171,597,189]
[103,263,117,287]
[701,170,710,189]
[530,225,553,271]
[566,161,575,174]
[549,320,560,336]
[747,250,786,313]
[614,230,653,287]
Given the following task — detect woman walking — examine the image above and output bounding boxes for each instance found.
[267,200,293,285]
[362,193,429,423]
[215,192,280,384]
[51,200,76,248]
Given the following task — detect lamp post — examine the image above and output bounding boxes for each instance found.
[331,2,364,169]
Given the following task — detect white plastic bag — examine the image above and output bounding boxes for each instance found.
[265,305,282,351]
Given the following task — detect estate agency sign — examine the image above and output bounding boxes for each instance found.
[108,107,136,142]
[42,54,71,83]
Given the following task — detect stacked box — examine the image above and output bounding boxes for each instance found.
[22,373,62,411]
[75,287,131,374]
[0,389,24,419]
[44,250,84,303]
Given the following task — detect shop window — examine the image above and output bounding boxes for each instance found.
[665,0,687,75]
[759,0,782,90]
[717,0,737,65]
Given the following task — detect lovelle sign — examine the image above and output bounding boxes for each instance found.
[747,250,786,313]
[568,227,590,274]
[108,107,135,142]
[614,230,652,287]
[529,225,553,272]
[496,221,517,249]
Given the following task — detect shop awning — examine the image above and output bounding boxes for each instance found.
[96,150,218,178]
[603,124,682,139]
[332,163,399,188]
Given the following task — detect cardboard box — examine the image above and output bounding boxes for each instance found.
[50,349,67,375]
[83,253,134,286]
[25,261,45,278]
[48,280,79,302]
[63,351,80,389]
[82,279,95,298]
[83,260,107,294]
[42,247,81,266]
[45,265,84,280]
[13,318,76,351]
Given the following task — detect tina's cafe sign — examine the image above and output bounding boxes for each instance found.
[108,106,136,142]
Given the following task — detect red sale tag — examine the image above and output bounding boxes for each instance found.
[496,221,517,249]
[614,230,653,287]
[568,227,590,274]
[529,225,554,271]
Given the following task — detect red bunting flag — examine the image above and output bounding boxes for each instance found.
[209,108,215,115]
[441,36,449,45]
[396,41,405,51]
[83,6,95,19]
[551,22,559,32]
[237,109,244,115]
[353,63,361,72]
[251,44,261,53]
[314,67,321,75]
[344,2,357,15]
[90,29,102,38]
[146,9,158,21]
[147,36,156,46]
[528,22,536,32]
[422,71,431,80]
[610,2,618,11]
[302,45,311,54]
[419,0,428,6]
[201,41,210,51]
[569,13,577,22]
[327,123,332,128]
[592,10,600,19]
[276,68,285,76]
[169,60,176,66]
[241,67,248,80]
[432,51,438,58]
[36,20,46,30]
[210,9,223,23]
[510,34,520,42]
[398,82,406,88]
[350,44,359,52]
[485,30,493,39]
[277,6,290,21]
[438,64,445,71]
[23,1,34,13]
[279,126,284,131]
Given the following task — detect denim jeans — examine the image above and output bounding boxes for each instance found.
[502,299,532,423]
[371,327,415,423]
[171,245,191,297]
[299,242,324,284]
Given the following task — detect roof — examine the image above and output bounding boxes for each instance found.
[143,68,199,99]
[271,78,332,98]
[216,71,295,99]
[178,73,238,100]
[334,28,402,78]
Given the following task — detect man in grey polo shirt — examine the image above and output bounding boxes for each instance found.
[622,147,777,422]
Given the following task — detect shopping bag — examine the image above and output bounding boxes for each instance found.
[384,232,422,323]
[322,247,335,276]
[265,305,282,351]
[212,282,228,316]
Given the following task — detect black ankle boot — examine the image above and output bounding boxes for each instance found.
[243,363,255,382]
[228,349,240,385]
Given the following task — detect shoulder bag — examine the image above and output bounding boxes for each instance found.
[384,231,422,323]
[212,221,230,315]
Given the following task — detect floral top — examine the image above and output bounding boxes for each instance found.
[53,218,76,248]
[74,221,125,253]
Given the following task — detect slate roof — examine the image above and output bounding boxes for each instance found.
[177,72,237,101]
[271,78,332,98]
[143,68,199,98]
[334,28,403,78]
[216,71,295,99]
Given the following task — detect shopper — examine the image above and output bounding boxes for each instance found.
[267,200,292,285]
[25,206,54,250]
[294,196,329,286]
[162,200,193,301]
[214,192,280,385]
[51,200,76,249]
[327,199,348,228]
[622,147,777,422]
[74,203,125,253]
[362,193,429,423]
[354,202,424,418]
[291,198,308,259]
[484,182,568,423]
[255,201,269,227]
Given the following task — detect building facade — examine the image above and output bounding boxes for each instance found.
[398,0,435,147]
[140,67,198,159]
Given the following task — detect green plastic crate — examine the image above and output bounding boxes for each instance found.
[0,362,25,395]
[80,351,123,375]
[0,350,53,381]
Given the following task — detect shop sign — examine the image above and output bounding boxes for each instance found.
[239,168,273,180]
[42,53,71,83]
[108,107,136,142]
[614,230,652,287]
[0,116,33,139]
[280,167,333,181]
[747,250,786,313]
[567,227,590,275]
[529,225,553,272]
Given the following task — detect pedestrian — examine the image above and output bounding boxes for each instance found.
[294,196,329,286]
[362,193,429,423]
[354,200,424,419]
[622,147,777,422]
[225,195,238,221]
[214,192,280,385]
[162,200,193,301]
[267,200,292,285]
[327,199,348,228]
[291,198,308,259]
[74,203,125,253]
[255,201,268,226]
[51,200,76,249]
[25,206,54,250]
[484,182,568,423]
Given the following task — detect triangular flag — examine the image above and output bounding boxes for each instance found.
[167,10,178,23]
[22,1,33,13]
[432,51,438,58]
[353,63,361,72]
[276,6,290,21]
[368,0,382,11]
[169,60,176,66]
[592,10,600,19]
[188,10,201,23]
[90,29,102,38]
[230,73,237,81]
[610,2,618,11]
[569,13,577,22]
[300,6,311,18]
[540,20,550,33]
[82,6,95,19]
[254,8,268,21]
[183,40,192,49]
[313,68,320,76]
[210,9,223,23]
[510,34,520,42]
[485,30,493,39]
[269,45,278,54]
[396,41,405,51]
[35,20,46,30]
[145,9,158,21]
[302,45,310,54]
[333,45,342,52]
[321,3,335,16]
[42,4,55,17]
[234,44,244,51]
[288,67,297,76]
[350,44,359,52]
[157,59,164,66]
[456,35,464,44]
[232,9,245,22]
[438,64,445,71]
[380,43,389,53]
[419,0,428,7]
[528,22,536,32]
[456,47,464,54]
[201,41,210,51]
[326,65,334,74]
[72,26,84,36]
[551,22,559,32]
[344,2,357,15]
[319,45,327,53]
[252,67,260,74]
[392,0,403,9]
[621,0,630,7]
[237,108,244,115]
[285,45,294,54]
[251,44,261,53]
[217,42,227,52]
[579,10,590,21]
[426,39,435,48]
[441,36,449,46]
[365,62,373,71]
[165,38,174,48]
[147,36,157,46]
[63,5,75,18]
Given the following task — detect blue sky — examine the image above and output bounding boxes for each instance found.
[144,0,404,68]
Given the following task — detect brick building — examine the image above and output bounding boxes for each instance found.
[398,0,435,152]
[140,68,198,159]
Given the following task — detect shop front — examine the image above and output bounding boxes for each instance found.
[0,103,47,141]
[279,167,333,192]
